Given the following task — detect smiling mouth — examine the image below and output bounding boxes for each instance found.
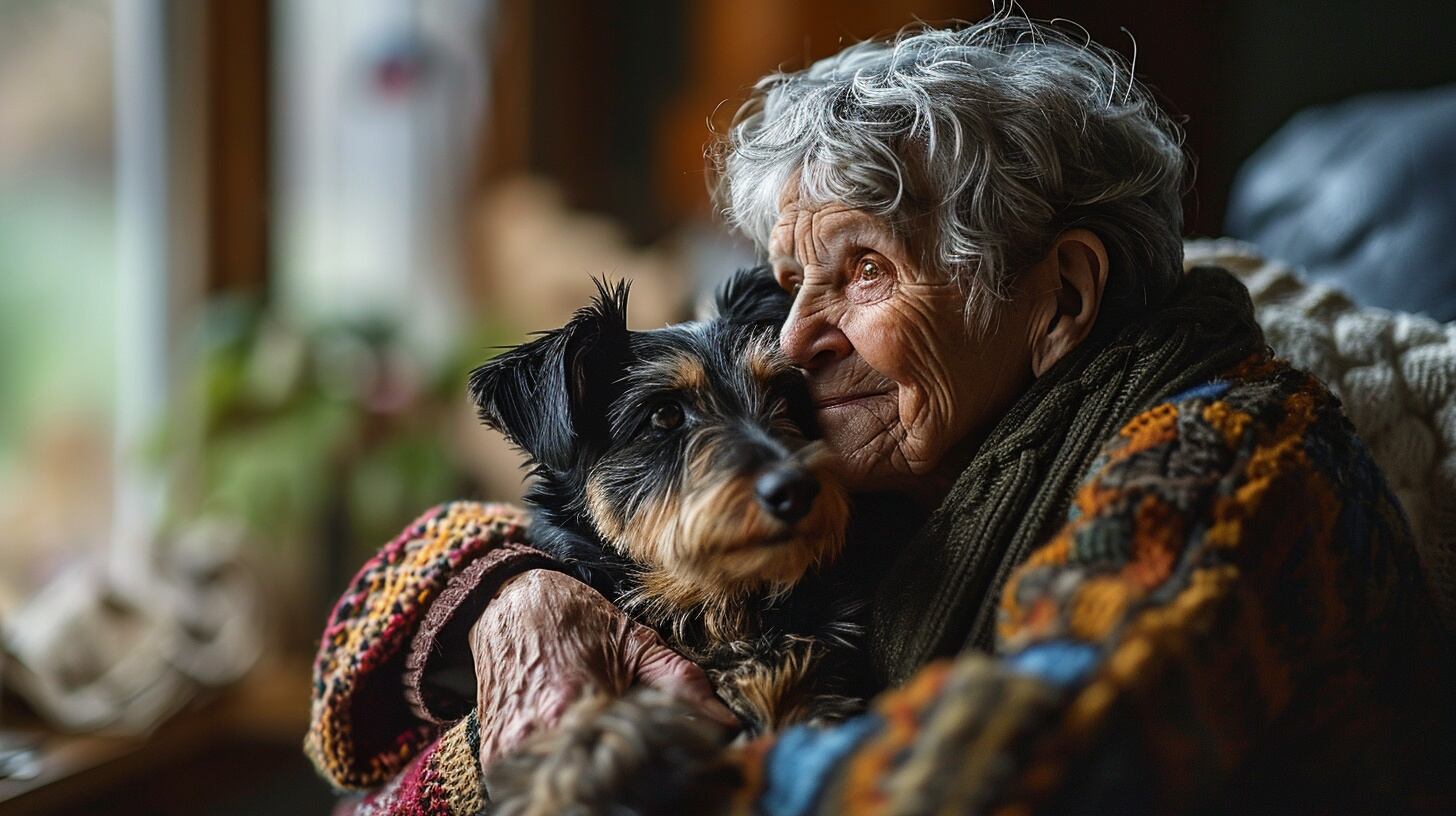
[815,391,891,410]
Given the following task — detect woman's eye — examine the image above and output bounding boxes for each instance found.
[650,402,684,430]
[847,253,895,305]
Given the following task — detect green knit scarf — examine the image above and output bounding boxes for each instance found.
[867,265,1267,686]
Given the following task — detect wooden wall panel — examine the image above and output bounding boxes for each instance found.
[204,0,270,293]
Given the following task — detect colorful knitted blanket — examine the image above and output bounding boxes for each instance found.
[728,355,1455,814]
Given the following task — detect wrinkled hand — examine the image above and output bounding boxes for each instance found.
[469,569,739,768]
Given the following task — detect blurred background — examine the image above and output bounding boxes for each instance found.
[1,0,1455,812]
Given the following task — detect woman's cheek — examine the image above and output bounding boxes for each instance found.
[896,310,976,461]
[850,300,914,380]
[899,388,953,469]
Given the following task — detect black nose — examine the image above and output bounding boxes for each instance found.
[754,466,820,524]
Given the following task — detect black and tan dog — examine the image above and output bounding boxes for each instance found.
[469,269,867,812]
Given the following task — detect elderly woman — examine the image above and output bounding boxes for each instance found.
[306,19,1454,814]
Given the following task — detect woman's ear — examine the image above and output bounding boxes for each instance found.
[1028,229,1110,376]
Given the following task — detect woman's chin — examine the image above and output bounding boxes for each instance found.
[818,409,907,490]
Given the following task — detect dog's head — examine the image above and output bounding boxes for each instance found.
[469,267,848,607]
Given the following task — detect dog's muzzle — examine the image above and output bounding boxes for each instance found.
[753,465,821,524]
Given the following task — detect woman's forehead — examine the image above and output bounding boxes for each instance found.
[769,204,900,266]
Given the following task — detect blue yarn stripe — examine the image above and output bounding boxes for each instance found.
[1165,380,1231,404]
[1004,641,1101,687]
[760,714,884,816]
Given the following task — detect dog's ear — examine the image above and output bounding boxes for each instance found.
[468,279,630,472]
[714,265,792,330]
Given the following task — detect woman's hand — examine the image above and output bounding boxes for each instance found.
[468,569,739,768]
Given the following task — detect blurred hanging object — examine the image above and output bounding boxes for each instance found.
[275,0,496,363]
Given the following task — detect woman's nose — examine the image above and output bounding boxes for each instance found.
[780,293,852,371]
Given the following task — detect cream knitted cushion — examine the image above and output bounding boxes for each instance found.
[1185,239,1456,633]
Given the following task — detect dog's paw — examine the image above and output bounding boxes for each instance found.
[484,688,741,815]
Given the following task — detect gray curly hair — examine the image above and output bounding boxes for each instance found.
[709,16,1189,329]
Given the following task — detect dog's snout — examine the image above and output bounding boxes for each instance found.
[754,466,820,524]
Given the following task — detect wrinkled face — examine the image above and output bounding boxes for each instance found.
[583,324,849,607]
[769,183,1037,495]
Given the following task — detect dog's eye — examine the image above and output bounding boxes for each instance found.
[650,402,684,430]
